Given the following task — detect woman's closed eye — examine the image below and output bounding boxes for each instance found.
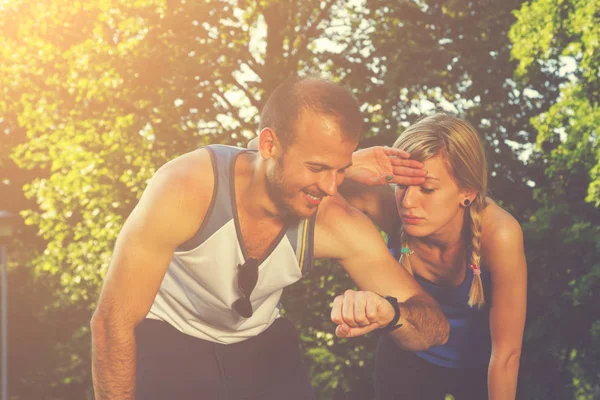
[394,184,434,193]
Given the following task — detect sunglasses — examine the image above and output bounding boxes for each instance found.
[232,257,260,318]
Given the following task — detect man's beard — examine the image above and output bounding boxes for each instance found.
[265,159,297,218]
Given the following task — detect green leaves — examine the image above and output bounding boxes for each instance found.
[512,0,600,205]
[2,0,598,398]
[512,1,600,396]
[510,0,561,76]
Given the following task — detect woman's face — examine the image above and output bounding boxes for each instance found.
[395,155,471,238]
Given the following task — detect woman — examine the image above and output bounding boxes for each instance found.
[338,114,527,399]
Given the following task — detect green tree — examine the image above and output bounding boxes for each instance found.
[510,0,600,397]
[0,0,386,397]
[3,0,595,398]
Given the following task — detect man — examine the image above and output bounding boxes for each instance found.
[91,78,449,400]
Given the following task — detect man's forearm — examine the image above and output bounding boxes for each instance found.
[91,317,137,400]
[390,294,449,351]
[488,353,520,400]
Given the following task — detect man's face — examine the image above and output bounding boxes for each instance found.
[394,155,469,237]
[266,109,357,218]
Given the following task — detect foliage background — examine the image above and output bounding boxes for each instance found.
[0,0,598,398]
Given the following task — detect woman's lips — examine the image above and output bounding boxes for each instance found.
[401,214,423,225]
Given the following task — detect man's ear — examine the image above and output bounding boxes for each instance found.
[258,128,282,159]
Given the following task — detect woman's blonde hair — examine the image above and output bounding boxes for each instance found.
[393,113,488,308]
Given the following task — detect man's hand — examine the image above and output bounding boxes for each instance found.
[330,290,395,338]
[346,146,427,186]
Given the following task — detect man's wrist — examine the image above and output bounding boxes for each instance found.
[379,295,402,332]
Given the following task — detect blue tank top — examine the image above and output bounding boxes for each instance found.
[389,245,492,368]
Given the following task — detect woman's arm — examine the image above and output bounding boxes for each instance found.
[483,206,527,400]
[339,180,399,233]
[340,146,425,233]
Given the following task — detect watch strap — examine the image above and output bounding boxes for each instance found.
[379,295,403,332]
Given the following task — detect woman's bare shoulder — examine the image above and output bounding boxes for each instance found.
[481,198,524,256]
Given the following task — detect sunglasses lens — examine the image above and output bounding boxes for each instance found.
[237,259,259,296]
[233,258,259,318]
[233,297,253,318]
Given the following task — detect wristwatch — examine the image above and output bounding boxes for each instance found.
[379,295,403,332]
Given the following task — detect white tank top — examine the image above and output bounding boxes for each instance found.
[146,145,316,344]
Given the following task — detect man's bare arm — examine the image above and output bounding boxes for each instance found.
[315,196,449,351]
[91,150,214,400]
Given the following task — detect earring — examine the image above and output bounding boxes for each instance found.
[463,199,471,207]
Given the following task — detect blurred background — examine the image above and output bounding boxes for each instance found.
[0,0,599,398]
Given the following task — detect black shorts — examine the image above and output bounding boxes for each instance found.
[374,335,488,400]
[135,317,316,400]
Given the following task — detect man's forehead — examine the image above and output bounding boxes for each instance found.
[287,137,355,166]
[305,157,353,169]
[294,109,337,130]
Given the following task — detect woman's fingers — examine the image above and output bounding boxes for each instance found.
[391,165,427,177]
[389,157,425,169]
[382,147,411,159]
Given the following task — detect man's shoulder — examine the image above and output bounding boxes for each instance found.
[313,194,383,259]
[316,195,366,229]
[121,149,218,250]
[151,148,216,209]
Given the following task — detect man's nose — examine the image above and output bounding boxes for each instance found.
[318,170,339,197]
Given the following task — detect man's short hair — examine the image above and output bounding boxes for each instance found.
[259,77,363,146]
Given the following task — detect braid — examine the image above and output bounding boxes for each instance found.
[467,196,486,309]
[398,229,414,275]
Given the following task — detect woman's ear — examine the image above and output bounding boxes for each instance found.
[460,190,478,207]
